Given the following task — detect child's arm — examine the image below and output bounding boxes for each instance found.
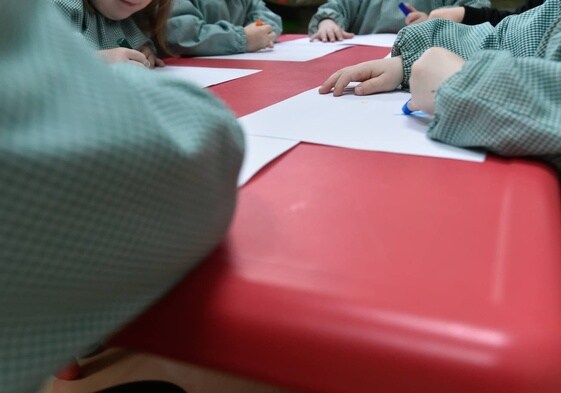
[393,0,559,87]
[310,19,354,42]
[427,50,561,170]
[244,0,283,37]
[400,0,561,172]
[308,0,357,36]
[167,0,252,56]
[2,2,244,392]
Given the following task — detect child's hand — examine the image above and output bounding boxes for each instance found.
[408,47,464,114]
[139,45,165,68]
[310,19,354,42]
[403,3,429,25]
[98,48,150,67]
[428,6,466,22]
[244,22,276,52]
[319,56,403,96]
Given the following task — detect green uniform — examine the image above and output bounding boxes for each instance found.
[309,0,491,34]
[1,2,244,393]
[167,0,283,56]
[49,0,151,49]
[393,0,561,175]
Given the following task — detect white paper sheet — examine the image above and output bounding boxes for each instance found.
[334,34,398,48]
[154,66,260,87]
[238,135,300,187]
[198,39,351,62]
[239,87,485,163]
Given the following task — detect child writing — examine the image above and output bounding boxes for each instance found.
[166,0,282,56]
[50,0,171,67]
[319,0,561,176]
[308,0,490,42]
[416,0,543,26]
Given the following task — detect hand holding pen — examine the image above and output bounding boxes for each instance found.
[96,38,151,67]
[403,47,465,115]
[399,2,430,25]
[245,19,276,52]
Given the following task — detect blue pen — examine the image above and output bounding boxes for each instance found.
[402,98,414,115]
[398,2,410,16]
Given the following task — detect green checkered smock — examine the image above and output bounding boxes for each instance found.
[0,2,244,393]
[308,0,490,35]
[393,0,561,173]
[49,0,152,49]
[167,0,283,56]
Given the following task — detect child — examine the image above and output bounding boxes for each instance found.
[419,0,544,26]
[50,0,171,67]
[2,1,243,392]
[166,0,283,56]
[308,0,490,42]
[319,0,561,175]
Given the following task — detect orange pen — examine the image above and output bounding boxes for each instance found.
[255,19,264,26]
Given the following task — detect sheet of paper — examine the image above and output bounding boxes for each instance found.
[335,34,398,48]
[198,39,351,62]
[239,87,485,163]
[154,66,260,87]
[238,135,300,187]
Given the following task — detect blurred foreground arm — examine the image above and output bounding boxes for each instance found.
[0,2,244,393]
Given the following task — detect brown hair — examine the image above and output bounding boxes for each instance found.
[83,0,173,56]
[135,0,173,57]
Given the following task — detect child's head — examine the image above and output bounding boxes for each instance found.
[87,0,152,21]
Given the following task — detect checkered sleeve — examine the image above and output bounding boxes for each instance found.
[392,0,560,87]
[429,48,561,171]
[308,0,355,34]
[0,2,243,393]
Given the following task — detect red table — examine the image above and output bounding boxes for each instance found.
[110,36,561,393]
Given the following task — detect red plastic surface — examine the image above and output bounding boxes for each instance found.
[110,36,561,393]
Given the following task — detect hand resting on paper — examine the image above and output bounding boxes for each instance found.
[318,56,403,97]
[319,49,464,115]
[310,19,354,42]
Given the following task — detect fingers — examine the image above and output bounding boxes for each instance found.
[146,53,156,68]
[354,72,396,95]
[319,65,372,96]
[310,32,320,42]
[404,3,417,12]
[342,31,355,39]
[406,12,428,25]
[319,57,403,97]
[155,57,165,67]
[318,69,344,94]
[125,49,150,68]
